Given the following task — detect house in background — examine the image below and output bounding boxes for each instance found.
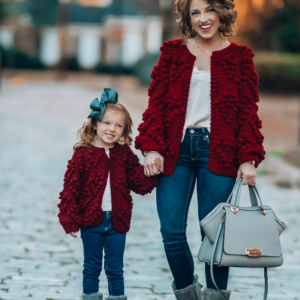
[0,0,163,70]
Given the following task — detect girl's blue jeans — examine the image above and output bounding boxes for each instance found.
[80,212,126,296]
[156,128,236,290]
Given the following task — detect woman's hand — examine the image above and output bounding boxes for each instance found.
[70,231,79,238]
[237,162,256,186]
[144,151,164,176]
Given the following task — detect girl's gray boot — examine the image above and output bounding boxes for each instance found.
[201,287,231,300]
[81,292,103,300]
[105,296,127,300]
[172,274,203,300]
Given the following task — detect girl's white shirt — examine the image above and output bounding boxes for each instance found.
[101,150,112,211]
[182,66,211,141]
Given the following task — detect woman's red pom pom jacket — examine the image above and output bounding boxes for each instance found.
[135,39,265,177]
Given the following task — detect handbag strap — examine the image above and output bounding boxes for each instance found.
[252,185,264,206]
[210,214,269,300]
[209,219,227,300]
[226,179,243,204]
[264,267,268,300]
[227,179,264,208]
[234,184,264,207]
[249,186,259,207]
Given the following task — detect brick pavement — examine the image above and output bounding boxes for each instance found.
[0,73,299,300]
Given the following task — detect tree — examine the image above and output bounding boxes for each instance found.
[270,2,300,52]
[158,0,175,42]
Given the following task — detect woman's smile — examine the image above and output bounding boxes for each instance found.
[199,24,212,32]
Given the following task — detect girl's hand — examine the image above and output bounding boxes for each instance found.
[237,162,256,186]
[70,231,79,238]
[144,151,164,176]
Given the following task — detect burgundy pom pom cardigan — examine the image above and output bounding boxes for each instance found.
[135,39,265,177]
[57,144,157,234]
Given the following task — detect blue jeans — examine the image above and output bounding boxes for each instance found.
[156,128,236,290]
[80,212,126,296]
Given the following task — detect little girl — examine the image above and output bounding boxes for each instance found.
[57,88,158,300]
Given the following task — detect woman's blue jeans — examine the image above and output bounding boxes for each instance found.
[80,212,126,296]
[156,128,236,290]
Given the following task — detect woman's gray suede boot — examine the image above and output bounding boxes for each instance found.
[105,296,127,300]
[201,287,231,300]
[172,274,203,300]
[81,292,103,300]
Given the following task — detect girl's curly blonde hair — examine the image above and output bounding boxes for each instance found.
[174,0,237,44]
[74,103,133,150]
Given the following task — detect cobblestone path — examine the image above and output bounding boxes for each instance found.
[0,75,299,300]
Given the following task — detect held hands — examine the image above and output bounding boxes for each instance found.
[70,231,79,238]
[144,151,164,176]
[237,162,256,186]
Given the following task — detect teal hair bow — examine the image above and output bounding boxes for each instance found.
[88,88,118,122]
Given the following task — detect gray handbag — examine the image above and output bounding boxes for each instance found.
[198,179,288,300]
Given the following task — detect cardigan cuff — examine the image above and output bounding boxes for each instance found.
[135,136,166,157]
[61,222,80,234]
[142,173,158,189]
[238,153,261,168]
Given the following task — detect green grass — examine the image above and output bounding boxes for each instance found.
[254,52,300,92]
[267,150,284,158]
[255,51,300,78]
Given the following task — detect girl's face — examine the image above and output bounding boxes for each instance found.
[94,109,126,148]
[189,0,221,39]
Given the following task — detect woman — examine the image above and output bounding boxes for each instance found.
[135,0,265,299]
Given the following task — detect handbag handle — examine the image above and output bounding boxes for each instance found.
[226,179,264,207]
[226,179,243,204]
[248,185,264,207]
[234,184,264,207]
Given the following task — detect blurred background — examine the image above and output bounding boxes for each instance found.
[0,0,299,90]
[0,1,300,300]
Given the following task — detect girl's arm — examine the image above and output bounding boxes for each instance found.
[236,48,265,170]
[57,148,84,234]
[127,147,158,195]
[135,42,172,156]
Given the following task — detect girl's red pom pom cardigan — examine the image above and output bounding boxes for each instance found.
[57,144,157,234]
[135,39,265,177]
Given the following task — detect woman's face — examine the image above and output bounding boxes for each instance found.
[189,0,221,39]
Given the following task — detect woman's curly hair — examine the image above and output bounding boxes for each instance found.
[74,103,133,151]
[174,0,237,44]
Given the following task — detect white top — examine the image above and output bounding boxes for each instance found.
[182,66,211,141]
[102,150,112,211]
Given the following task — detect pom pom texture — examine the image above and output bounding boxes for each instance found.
[57,144,157,234]
[135,39,265,177]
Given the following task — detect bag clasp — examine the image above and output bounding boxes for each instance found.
[246,248,262,257]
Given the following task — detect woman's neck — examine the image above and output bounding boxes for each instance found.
[194,33,225,50]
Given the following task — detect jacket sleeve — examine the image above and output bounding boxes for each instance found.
[57,148,84,234]
[135,43,172,156]
[236,48,265,168]
[127,147,158,195]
